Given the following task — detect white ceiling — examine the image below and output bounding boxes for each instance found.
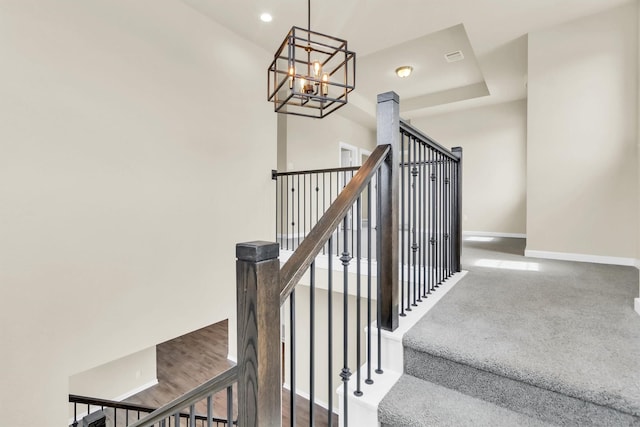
[180,0,632,124]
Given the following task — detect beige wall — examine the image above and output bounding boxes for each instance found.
[69,346,157,401]
[412,100,528,236]
[0,2,275,425]
[527,3,638,260]
[285,113,376,171]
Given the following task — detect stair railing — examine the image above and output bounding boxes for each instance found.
[105,366,239,427]
[69,390,236,427]
[397,119,462,316]
[95,91,462,427]
[272,165,361,254]
[235,93,403,427]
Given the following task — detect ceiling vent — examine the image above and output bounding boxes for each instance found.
[445,50,464,63]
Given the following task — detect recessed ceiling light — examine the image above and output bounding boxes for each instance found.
[395,66,413,78]
[260,13,273,23]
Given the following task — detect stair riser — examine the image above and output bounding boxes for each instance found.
[405,348,640,426]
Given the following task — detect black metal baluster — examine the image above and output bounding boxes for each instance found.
[310,260,316,427]
[376,170,383,375]
[416,139,423,303]
[72,403,78,427]
[406,134,413,311]
[290,289,296,427]
[288,176,292,251]
[355,195,363,397]
[445,158,450,279]
[297,174,301,249]
[366,180,373,385]
[422,142,428,298]
[335,172,339,253]
[328,237,334,427]
[431,151,437,290]
[426,147,432,295]
[411,137,418,307]
[340,216,351,426]
[400,132,406,317]
[322,173,326,255]
[439,152,444,285]
[351,170,355,258]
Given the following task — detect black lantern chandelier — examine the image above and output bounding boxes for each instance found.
[267,0,356,118]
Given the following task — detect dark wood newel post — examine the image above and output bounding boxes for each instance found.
[451,147,463,273]
[236,241,281,427]
[377,92,400,331]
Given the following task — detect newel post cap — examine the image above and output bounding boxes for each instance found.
[236,241,280,262]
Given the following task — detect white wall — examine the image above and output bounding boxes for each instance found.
[0,1,275,425]
[412,100,528,236]
[527,3,638,262]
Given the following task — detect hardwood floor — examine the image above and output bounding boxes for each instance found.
[125,320,338,427]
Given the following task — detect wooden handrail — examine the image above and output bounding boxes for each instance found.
[69,394,157,414]
[272,165,360,178]
[279,144,391,305]
[126,366,238,427]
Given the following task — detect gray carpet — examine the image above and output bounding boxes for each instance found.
[379,374,552,427]
[386,237,640,425]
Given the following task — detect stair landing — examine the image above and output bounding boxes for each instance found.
[381,237,640,426]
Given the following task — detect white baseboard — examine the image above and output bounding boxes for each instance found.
[635,298,640,316]
[525,250,637,267]
[463,231,526,239]
[113,378,159,402]
[227,354,237,364]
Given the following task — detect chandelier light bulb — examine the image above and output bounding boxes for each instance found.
[288,66,295,89]
[321,73,329,96]
[312,60,322,77]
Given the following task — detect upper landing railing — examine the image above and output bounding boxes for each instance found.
[234,92,462,426]
[100,92,462,427]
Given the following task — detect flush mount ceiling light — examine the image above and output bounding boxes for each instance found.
[260,13,273,23]
[267,0,356,118]
[395,66,413,78]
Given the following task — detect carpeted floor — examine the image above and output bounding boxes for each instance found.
[400,236,640,422]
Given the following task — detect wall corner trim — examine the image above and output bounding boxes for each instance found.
[524,250,637,267]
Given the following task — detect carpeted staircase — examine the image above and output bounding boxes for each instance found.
[379,238,640,426]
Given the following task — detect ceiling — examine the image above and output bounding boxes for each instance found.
[180,0,631,125]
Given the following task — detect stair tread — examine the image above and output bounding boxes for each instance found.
[403,261,640,417]
[379,374,553,427]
